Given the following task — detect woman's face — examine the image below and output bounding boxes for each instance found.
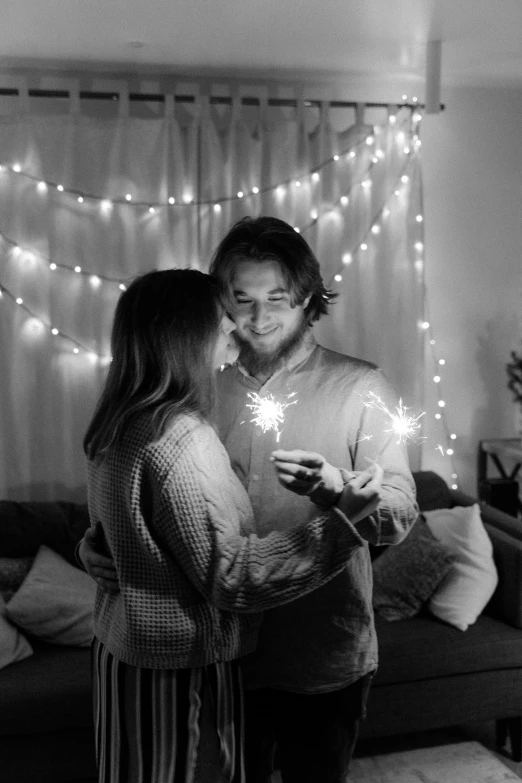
[212,313,239,369]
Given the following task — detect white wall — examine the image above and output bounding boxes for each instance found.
[420,86,522,494]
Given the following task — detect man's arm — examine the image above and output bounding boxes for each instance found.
[77,523,120,593]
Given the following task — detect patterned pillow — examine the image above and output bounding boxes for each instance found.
[0,556,34,601]
[372,516,456,621]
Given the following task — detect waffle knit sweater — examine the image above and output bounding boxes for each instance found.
[87,412,365,670]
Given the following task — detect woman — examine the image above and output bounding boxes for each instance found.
[83,269,380,783]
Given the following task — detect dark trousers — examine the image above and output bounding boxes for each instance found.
[244,673,373,783]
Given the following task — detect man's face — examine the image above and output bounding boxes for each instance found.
[230,260,311,372]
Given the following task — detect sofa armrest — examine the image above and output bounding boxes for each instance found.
[449,488,522,629]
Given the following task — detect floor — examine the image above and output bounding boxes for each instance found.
[61,720,522,782]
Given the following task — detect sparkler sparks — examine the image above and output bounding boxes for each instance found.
[363,391,425,446]
[246,392,298,441]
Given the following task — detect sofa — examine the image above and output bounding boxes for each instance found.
[0,470,521,783]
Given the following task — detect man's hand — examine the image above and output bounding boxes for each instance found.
[270,449,345,507]
[78,524,120,593]
[338,462,383,524]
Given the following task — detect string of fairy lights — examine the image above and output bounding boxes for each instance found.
[0,99,458,483]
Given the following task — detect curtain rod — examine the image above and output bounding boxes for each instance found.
[0,88,442,111]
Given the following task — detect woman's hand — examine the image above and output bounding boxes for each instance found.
[78,524,120,593]
[270,449,345,506]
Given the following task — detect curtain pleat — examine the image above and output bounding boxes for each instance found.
[0,86,424,498]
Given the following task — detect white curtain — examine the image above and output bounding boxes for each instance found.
[0,81,424,499]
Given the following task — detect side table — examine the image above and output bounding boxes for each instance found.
[477,439,522,516]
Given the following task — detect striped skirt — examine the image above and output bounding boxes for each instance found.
[92,637,245,783]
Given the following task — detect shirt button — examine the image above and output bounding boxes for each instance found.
[252,474,259,481]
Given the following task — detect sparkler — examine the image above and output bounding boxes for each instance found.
[246,391,298,442]
[362,391,426,456]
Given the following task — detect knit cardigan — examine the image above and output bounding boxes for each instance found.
[87,412,364,670]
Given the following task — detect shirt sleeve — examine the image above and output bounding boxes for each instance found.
[152,424,365,613]
[345,368,419,546]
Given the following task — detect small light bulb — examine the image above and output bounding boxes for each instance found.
[57,184,64,192]
[73,347,79,354]
[101,199,112,210]
[237,191,244,198]
[119,283,126,291]
[149,206,155,214]
[382,208,390,218]
[416,214,423,222]
[294,181,301,188]
[51,328,59,335]
[421,321,430,329]
[333,155,339,161]
[294,226,300,233]
[438,400,445,407]
[452,473,458,479]
[214,204,221,213]
[415,241,424,251]
[342,253,352,265]
[362,179,371,188]
[401,175,409,183]
[395,190,401,196]
[334,274,342,282]
[450,434,457,440]
[404,146,411,154]
[310,209,318,220]
[366,136,374,145]
[389,114,397,125]
[312,172,320,183]
[371,224,381,235]
[412,96,418,103]
[252,186,259,194]
[349,151,356,159]
[74,266,82,273]
[276,186,285,197]
[168,196,175,205]
[13,164,21,173]
[340,196,349,206]
[433,375,441,383]
[16,297,23,305]
[401,94,408,101]
[78,196,84,203]
[360,243,368,250]
[90,275,101,288]
[49,263,57,270]
[430,339,435,345]
[37,181,47,193]
[435,413,441,419]
[183,194,193,204]
[451,483,458,490]
[438,359,445,365]
[125,194,132,201]
[415,259,424,271]
[447,448,454,456]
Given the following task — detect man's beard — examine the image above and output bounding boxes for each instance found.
[235,315,309,379]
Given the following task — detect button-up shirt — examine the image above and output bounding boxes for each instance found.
[215,331,418,694]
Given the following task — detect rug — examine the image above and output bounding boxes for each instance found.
[271,741,521,782]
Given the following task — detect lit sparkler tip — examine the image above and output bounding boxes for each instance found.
[363,391,425,445]
[246,391,298,438]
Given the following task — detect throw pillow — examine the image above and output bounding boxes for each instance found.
[0,594,33,671]
[6,544,96,647]
[424,504,498,631]
[372,516,456,621]
[0,556,34,601]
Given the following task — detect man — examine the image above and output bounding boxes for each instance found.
[81,216,417,783]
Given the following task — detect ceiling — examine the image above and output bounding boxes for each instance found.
[2,0,522,91]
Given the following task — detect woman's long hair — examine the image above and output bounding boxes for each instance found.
[83,269,222,461]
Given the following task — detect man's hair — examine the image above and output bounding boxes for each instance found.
[209,216,337,323]
[84,269,222,460]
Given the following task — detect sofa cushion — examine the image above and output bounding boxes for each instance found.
[6,546,95,647]
[425,504,498,631]
[0,640,92,734]
[413,471,453,512]
[0,595,33,672]
[373,613,522,686]
[0,501,90,565]
[372,517,456,621]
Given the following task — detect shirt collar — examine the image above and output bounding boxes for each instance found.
[236,329,317,381]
